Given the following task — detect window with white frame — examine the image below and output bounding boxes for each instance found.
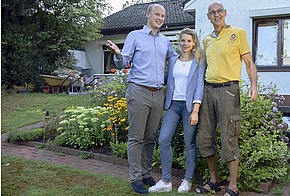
[253,17,290,71]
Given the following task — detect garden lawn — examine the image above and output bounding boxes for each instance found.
[1,154,193,196]
[1,93,94,133]
[1,154,134,196]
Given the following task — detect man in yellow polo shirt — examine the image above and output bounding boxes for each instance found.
[195,1,258,196]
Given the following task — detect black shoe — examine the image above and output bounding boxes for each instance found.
[142,176,156,186]
[131,180,148,195]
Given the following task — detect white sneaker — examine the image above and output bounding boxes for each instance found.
[178,179,192,193]
[148,180,172,192]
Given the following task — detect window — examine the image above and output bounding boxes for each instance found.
[253,17,290,71]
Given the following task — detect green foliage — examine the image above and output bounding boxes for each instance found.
[79,151,93,159]
[1,0,109,89]
[54,131,70,146]
[57,106,112,149]
[90,74,128,106]
[56,96,128,150]
[272,187,284,195]
[8,128,44,141]
[110,141,128,159]
[239,132,288,191]
[152,147,161,167]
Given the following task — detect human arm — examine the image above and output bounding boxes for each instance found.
[106,32,135,69]
[189,60,206,126]
[189,103,200,126]
[242,53,258,102]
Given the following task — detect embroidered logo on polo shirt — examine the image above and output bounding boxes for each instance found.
[230,33,236,41]
[227,33,238,45]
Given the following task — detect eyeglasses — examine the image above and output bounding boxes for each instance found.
[208,9,224,16]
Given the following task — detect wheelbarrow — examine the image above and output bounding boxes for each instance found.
[40,74,73,94]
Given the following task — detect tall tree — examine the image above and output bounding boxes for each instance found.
[1,0,109,90]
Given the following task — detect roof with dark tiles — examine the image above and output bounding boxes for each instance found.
[101,0,194,34]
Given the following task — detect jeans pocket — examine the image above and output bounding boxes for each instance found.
[228,115,241,137]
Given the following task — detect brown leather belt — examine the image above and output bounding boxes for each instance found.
[205,81,238,88]
[129,82,161,91]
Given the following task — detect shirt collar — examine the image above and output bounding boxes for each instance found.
[211,24,231,38]
[143,25,160,36]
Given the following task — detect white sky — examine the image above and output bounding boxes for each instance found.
[107,0,128,14]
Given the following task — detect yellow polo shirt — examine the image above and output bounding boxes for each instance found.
[203,25,251,83]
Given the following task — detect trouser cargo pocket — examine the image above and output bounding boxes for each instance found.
[228,115,241,137]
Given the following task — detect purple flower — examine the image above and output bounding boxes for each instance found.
[264,115,269,118]
[272,102,278,106]
[272,118,278,123]
[273,107,278,112]
[263,119,267,123]
[283,123,288,129]
[278,124,283,129]
[284,136,289,142]
[270,126,275,131]
[269,112,275,117]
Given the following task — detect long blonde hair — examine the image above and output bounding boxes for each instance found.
[179,28,203,65]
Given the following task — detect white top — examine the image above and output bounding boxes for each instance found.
[172,59,192,101]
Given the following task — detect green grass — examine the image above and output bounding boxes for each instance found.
[1,154,196,196]
[1,93,96,133]
[1,154,134,196]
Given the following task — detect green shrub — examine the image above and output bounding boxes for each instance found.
[89,74,128,106]
[57,106,112,149]
[54,131,69,146]
[110,141,127,159]
[8,128,43,141]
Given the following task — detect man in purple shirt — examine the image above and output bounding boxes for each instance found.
[106,4,177,195]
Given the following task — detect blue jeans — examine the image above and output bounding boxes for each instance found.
[159,101,197,182]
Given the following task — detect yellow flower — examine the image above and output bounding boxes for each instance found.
[125,126,129,130]
[104,103,109,106]
[121,118,126,122]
